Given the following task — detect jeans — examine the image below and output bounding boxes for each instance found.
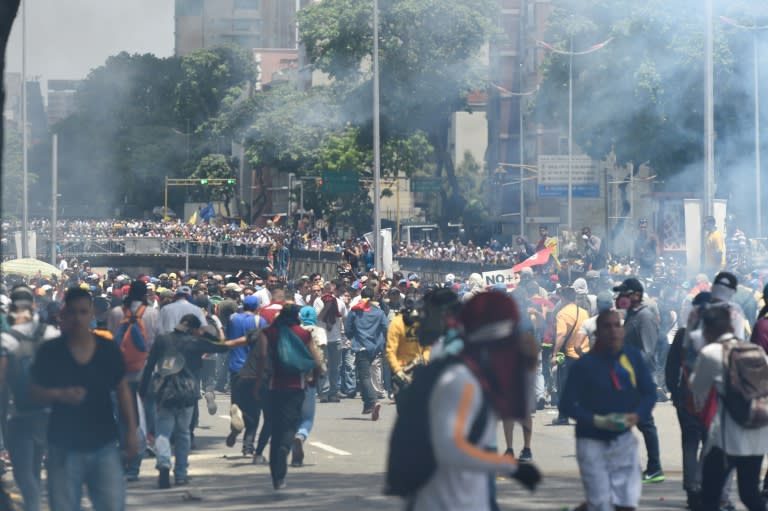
[231,373,262,452]
[340,347,357,394]
[47,442,126,511]
[268,388,304,485]
[296,386,317,441]
[155,405,194,480]
[675,406,706,492]
[371,354,385,396]
[118,381,144,479]
[555,357,576,420]
[320,342,342,397]
[355,350,378,409]
[637,414,662,474]
[214,353,229,391]
[7,413,47,511]
[256,390,272,456]
[700,447,766,511]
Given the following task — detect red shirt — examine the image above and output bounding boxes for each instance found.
[260,301,284,326]
[264,324,312,389]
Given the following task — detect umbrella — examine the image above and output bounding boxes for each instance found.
[1,258,62,279]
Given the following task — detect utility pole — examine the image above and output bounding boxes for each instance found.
[21,0,29,257]
[51,134,58,266]
[372,0,383,273]
[703,0,715,217]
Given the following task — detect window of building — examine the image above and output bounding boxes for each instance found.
[233,18,260,31]
[234,0,260,10]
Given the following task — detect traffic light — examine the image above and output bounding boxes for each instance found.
[227,178,236,185]
[200,179,209,185]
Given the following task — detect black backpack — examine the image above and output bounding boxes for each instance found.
[149,340,198,409]
[384,355,488,498]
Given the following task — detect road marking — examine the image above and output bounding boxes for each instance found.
[218,415,231,420]
[308,441,351,456]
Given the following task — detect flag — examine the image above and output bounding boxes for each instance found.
[511,247,553,273]
[272,214,282,224]
[187,210,198,225]
[240,219,248,229]
[199,203,215,223]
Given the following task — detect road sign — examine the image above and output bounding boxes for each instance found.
[411,177,441,193]
[322,171,360,194]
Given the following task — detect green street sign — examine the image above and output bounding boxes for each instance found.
[322,171,360,194]
[411,177,441,193]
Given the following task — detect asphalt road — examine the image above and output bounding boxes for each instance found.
[5,394,761,510]
[125,395,696,511]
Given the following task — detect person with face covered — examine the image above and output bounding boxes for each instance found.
[410,291,541,511]
[385,296,429,411]
[613,277,664,484]
[559,310,657,511]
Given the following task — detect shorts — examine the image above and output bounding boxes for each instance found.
[576,431,641,511]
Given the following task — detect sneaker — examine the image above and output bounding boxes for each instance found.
[372,402,381,421]
[242,446,255,457]
[225,428,240,448]
[536,398,546,410]
[252,454,268,465]
[229,404,245,432]
[719,501,736,511]
[518,448,533,462]
[204,391,217,415]
[642,469,665,483]
[319,395,331,403]
[551,417,569,426]
[175,477,190,486]
[329,395,341,403]
[158,468,171,489]
[291,437,304,467]
[273,479,286,490]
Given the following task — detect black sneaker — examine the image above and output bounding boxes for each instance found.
[158,468,171,489]
[536,398,546,410]
[225,429,240,447]
[551,417,569,426]
[273,479,286,490]
[519,448,533,462]
[242,446,256,457]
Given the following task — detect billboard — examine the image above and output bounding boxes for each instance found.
[537,155,600,198]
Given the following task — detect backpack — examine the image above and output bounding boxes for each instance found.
[385,356,488,498]
[149,341,198,409]
[116,304,149,372]
[276,326,316,374]
[722,340,768,429]
[7,322,48,413]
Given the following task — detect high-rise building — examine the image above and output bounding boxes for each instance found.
[175,0,308,56]
[47,79,81,126]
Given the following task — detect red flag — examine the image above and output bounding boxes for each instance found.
[512,247,553,273]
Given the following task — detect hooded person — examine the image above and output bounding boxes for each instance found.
[462,273,485,303]
[409,291,541,511]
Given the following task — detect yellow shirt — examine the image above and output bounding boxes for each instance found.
[704,230,726,269]
[385,314,430,374]
[556,303,590,359]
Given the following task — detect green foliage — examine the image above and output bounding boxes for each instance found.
[1,127,37,218]
[51,47,256,217]
[190,154,237,215]
[299,0,497,228]
[535,0,768,188]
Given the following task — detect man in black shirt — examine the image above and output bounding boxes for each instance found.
[29,287,138,511]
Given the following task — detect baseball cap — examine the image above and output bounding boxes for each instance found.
[242,295,259,310]
[711,272,737,301]
[445,273,456,284]
[613,278,644,295]
[10,285,34,308]
[225,282,243,293]
[408,273,420,281]
[596,291,614,312]
[176,285,192,296]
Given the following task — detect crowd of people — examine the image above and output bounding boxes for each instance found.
[9,216,763,274]
[0,215,767,510]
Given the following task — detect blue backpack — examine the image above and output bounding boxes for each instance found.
[276,327,316,374]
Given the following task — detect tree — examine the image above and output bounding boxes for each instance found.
[0,0,21,181]
[299,0,498,225]
[189,154,237,216]
[536,0,768,187]
[1,126,37,218]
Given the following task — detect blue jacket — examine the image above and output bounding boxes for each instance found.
[344,301,389,355]
[559,346,656,441]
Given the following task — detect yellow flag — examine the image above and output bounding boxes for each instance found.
[240,219,247,229]
[188,211,198,225]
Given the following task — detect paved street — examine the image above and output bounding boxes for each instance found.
[5,394,762,510]
[125,395,696,511]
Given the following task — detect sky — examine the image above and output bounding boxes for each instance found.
[6,0,174,85]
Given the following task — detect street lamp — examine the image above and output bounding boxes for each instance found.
[537,36,612,231]
[720,15,768,238]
